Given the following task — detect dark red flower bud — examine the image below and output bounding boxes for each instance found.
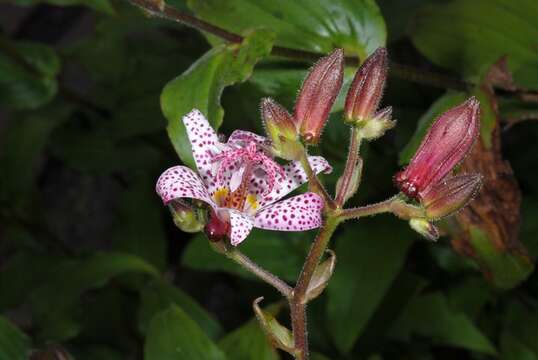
[394,97,480,200]
[422,174,482,220]
[344,47,388,124]
[295,48,344,144]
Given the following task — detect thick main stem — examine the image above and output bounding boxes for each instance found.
[291,216,339,359]
[335,128,362,207]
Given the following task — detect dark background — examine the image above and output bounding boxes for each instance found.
[1,0,538,359]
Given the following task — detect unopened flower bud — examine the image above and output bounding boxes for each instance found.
[261,98,303,160]
[409,218,439,241]
[344,47,388,125]
[423,174,482,220]
[295,48,344,145]
[357,106,396,140]
[394,97,480,200]
[253,298,295,354]
[305,250,336,302]
[169,201,205,233]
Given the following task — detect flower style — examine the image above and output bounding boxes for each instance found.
[156,109,332,245]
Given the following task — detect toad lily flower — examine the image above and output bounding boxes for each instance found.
[156,109,332,246]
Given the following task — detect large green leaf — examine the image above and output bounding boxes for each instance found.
[218,307,279,360]
[182,229,310,282]
[389,292,496,355]
[161,29,274,167]
[326,218,414,354]
[30,252,159,341]
[187,0,386,58]
[0,40,60,109]
[144,305,226,360]
[0,316,31,360]
[138,280,223,339]
[410,0,538,89]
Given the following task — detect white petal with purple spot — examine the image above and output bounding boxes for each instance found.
[155,166,217,208]
[254,156,332,207]
[227,130,268,147]
[254,192,324,231]
[228,210,254,246]
[183,109,222,193]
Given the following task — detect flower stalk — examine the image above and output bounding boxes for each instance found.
[335,127,363,207]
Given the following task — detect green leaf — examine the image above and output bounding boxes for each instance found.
[410,0,538,89]
[398,92,467,165]
[144,305,226,360]
[0,252,61,311]
[467,226,533,290]
[0,39,60,109]
[161,29,275,167]
[187,0,386,58]
[111,176,167,271]
[11,0,113,13]
[182,229,310,282]
[501,332,538,360]
[0,104,70,207]
[0,316,31,360]
[138,280,223,339]
[219,304,279,360]
[389,292,497,355]
[30,252,159,341]
[326,218,414,354]
[505,302,538,355]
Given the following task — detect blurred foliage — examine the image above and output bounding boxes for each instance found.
[0,0,537,359]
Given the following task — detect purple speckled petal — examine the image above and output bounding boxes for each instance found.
[227,130,268,147]
[253,156,332,207]
[254,192,324,231]
[156,165,217,209]
[183,109,222,193]
[228,210,254,246]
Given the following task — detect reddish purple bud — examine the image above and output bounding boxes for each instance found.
[344,47,388,124]
[394,97,480,200]
[295,48,344,144]
[204,211,229,242]
[423,174,482,220]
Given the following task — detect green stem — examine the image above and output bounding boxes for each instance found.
[338,195,425,221]
[212,242,293,298]
[290,215,340,360]
[335,127,362,207]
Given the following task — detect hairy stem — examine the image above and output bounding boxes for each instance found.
[291,216,339,360]
[212,242,293,298]
[338,195,425,221]
[335,127,362,207]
